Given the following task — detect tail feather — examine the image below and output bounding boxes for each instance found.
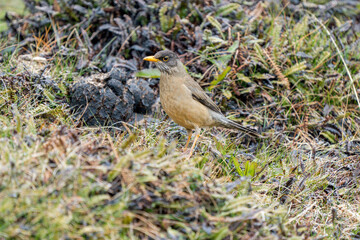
[219,118,264,139]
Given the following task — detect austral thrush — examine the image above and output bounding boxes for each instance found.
[144,50,263,157]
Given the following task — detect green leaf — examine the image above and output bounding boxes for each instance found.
[208,36,227,44]
[244,161,250,176]
[247,39,264,44]
[248,161,257,177]
[88,195,110,207]
[320,131,337,144]
[207,15,225,39]
[217,66,232,81]
[136,68,161,78]
[228,40,239,53]
[293,15,309,39]
[270,23,282,48]
[253,43,267,66]
[216,3,241,17]
[216,40,240,67]
[312,51,331,71]
[43,89,55,103]
[283,61,307,76]
[252,73,273,79]
[212,227,229,240]
[209,66,232,89]
[232,157,244,176]
[236,73,252,83]
[222,89,232,99]
[203,29,212,41]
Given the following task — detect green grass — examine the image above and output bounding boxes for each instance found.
[1,1,360,239]
[0,0,26,31]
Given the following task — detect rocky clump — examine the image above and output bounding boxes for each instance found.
[70,67,157,126]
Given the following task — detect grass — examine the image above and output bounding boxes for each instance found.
[0,0,26,31]
[1,1,360,239]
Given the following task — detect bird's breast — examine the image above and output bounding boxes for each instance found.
[159,76,215,130]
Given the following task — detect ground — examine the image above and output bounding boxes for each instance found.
[0,0,360,239]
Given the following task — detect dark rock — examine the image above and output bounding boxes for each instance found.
[108,68,128,83]
[128,79,156,114]
[69,67,157,126]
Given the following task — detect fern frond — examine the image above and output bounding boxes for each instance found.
[283,61,307,76]
[263,48,290,89]
[216,3,241,17]
[207,15,225,39]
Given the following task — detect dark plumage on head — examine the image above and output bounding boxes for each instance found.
[144,50,180,74]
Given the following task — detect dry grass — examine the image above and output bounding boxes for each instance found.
[1,1,360,239]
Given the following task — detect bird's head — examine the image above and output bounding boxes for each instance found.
[143,50,181,74]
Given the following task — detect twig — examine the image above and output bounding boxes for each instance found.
[118,26,140,55]
[286,201,316,224]
[49,15,61,48]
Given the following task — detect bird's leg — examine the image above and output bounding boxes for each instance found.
[183,129,192,151]
[187,127,200,158]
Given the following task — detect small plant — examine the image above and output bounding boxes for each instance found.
[232,158,258,178]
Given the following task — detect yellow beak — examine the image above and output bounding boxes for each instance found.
[143,56,159,62]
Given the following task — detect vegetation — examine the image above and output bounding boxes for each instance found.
[0,0,360,239]
[0,0,25,31]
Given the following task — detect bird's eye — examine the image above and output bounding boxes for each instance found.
[163,56,169,62]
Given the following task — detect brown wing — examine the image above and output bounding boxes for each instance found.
[184,76,222,114]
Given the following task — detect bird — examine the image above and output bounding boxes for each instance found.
[143,50,263,157]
